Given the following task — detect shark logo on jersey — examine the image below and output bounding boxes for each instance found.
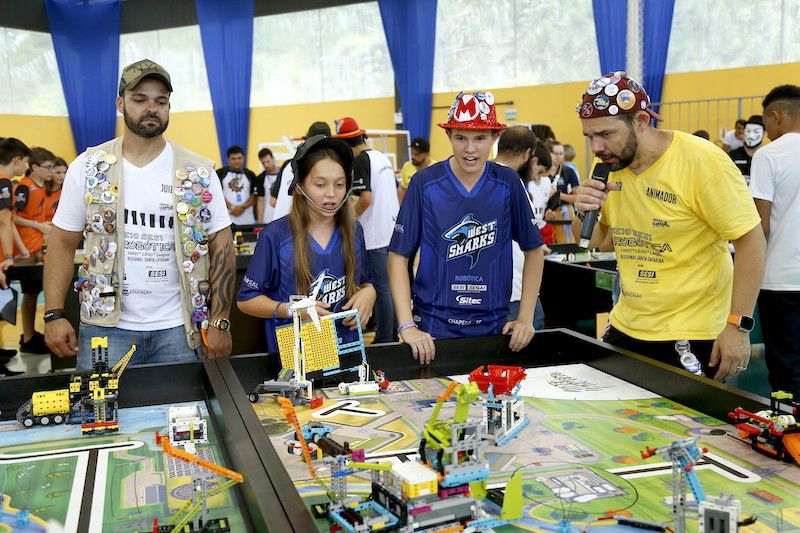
[442,214,497,268]
[310,269,346,306]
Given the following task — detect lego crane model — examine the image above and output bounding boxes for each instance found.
[81,337,137,435]
[641,437,754,533]
[146,432,244,533]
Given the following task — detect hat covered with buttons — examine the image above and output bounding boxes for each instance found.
[438,91,507,131]
[577,72,664,122]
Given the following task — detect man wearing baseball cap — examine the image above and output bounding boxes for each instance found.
[388,91,545,364]
[399,137,436,192]
[45,59,234,369]
[574,71,765,382]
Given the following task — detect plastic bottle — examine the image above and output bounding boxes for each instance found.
[675,340,703,376]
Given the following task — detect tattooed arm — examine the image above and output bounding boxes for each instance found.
[205,227,235,358]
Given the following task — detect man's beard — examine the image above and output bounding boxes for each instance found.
[517,157,533,181]
[123,107,168,138]
[599,127,638,171]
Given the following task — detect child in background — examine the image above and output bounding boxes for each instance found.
[13,146,56,354]
[46,157,66,219]
[237,135,376,352]
[563,143,581,182]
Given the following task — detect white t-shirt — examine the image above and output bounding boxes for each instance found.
[511,177,539,302]
[53,141,231,330]
[723,130,744,151]
[219,169,256,225]
[527,176,552,230]
[261,173,278,223]
[749,132,800,290]
[272,164,294,221]
[352,149,399,250]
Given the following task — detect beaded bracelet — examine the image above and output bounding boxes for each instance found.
[397,321,417,335]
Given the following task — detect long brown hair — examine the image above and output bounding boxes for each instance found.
[288,148,358,299]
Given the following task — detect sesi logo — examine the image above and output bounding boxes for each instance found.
[638,270,657,279]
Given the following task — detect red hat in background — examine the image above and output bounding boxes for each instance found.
[333,117,366,138]
[438,91,507,131]
[577,72,664,122]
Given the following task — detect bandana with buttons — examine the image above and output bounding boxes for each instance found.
[577,71,664,122]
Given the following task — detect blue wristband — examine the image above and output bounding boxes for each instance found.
[272,302,284,320]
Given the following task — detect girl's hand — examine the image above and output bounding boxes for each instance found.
[341,284,377,330]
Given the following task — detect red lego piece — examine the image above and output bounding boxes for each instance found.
[468,365,526,396]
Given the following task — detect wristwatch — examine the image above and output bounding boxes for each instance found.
[210,318,231,331]
[726,314,755,333]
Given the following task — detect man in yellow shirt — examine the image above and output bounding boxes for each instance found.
[399,137,435,191]
[573,72,765,382]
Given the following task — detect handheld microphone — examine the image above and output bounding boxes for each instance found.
[578,163,611,249]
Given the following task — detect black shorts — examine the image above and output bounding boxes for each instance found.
[20,277,43,294]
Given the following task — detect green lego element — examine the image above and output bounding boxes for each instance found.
[470,479,487,500]
[423,381,481,450]
[501,471,524,520]
[772,390,794,400]
[351,461,393,471]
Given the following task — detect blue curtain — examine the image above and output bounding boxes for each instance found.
[44,0,121,154]
[195,0,254,163]
[378,0,437,141]
[643,0,675,110]
[591,0,627,75]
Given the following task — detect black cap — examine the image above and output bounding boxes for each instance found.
[409,137,430,153]
[289,135,354,193]
[746,115,764,127]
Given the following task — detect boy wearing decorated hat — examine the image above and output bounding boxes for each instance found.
[574,71,765,382]
[388,91,545,364]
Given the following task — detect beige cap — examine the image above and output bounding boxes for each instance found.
[118,59,173,95]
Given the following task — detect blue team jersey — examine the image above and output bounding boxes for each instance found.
[238,216,371,352]
[389,159,543,339]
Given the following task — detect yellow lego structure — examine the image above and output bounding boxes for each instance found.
[275,319,340,373]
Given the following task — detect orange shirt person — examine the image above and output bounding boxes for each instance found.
[13,146,57,356]
[14,147,56,259]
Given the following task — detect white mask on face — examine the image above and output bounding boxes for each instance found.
[744,124,764,148]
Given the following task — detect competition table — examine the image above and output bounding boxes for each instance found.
[217,329,797,532]
[0,359,286,532]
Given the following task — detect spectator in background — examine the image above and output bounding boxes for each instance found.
[335,116,399,344]
[271,121,332,220]
[729,115,764,184]
[14,146,57,355]
[46,157,66,219]
[750,84,800,396]
[693,130,711,140]
[217,145,257,226]
[562,143,580,181]
[254,147,278,223]
[0,137,30,376]
[493,126,551,330]
[532,124,555,142]
[549,141,580,243]
[722,118,747,152]
[399,137,436,193]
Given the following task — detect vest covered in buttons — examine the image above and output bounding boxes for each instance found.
[76,137,215,349]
